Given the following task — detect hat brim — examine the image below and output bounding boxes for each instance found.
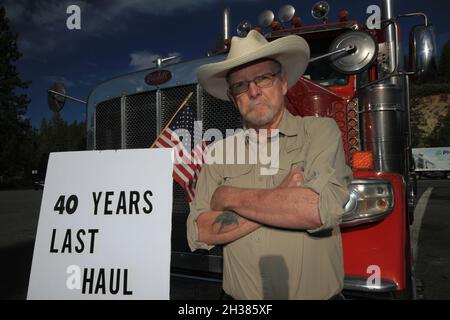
[197,35,310,101]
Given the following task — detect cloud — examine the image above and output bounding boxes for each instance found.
[2,1,27,21]
[18,37,56,56]
[4,0,256,31]
[3,0,258,53]
[129,51,161,70]
[129,51,182,70]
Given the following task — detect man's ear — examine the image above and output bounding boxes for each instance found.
[281,72,288,95]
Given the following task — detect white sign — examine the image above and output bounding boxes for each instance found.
[27,149,174,299]
[412,147,450,171]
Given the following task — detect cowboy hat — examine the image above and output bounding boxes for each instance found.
[197,30,310,101]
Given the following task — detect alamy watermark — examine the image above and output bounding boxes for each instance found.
[170,121,280,176]
[65,4,382,31]
[366,265,381,288]
[366,5,381,30]
[66,5,81,30]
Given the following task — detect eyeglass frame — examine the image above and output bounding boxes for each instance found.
[227,70,283,98]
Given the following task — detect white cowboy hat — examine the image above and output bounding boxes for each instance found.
[197,30,310,101]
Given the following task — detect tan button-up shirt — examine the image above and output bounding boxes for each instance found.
[187,110,352,299]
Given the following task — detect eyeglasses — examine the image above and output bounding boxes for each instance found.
[228,71,281,97]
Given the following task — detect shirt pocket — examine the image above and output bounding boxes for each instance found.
[271,158,305,187]
[222,165,253,188]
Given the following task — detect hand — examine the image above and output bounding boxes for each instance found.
[210,186,233,211]
[278,167,304,188]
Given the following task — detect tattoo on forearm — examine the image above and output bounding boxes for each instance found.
[213,210,240,232]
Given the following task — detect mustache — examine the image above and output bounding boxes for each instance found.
[248,98,272,109]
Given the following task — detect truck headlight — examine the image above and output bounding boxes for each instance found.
[341,179,394,227]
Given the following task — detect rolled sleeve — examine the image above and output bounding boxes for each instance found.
[302,117,352,234]
[186,162,223,251]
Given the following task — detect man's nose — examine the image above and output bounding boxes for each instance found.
[247,81,261,98]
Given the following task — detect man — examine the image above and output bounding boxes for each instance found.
[187,30,352,299]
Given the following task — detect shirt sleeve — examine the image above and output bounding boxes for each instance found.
[302,117,352,234]
[186,161,223,251]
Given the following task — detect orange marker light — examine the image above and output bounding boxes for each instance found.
[271,21,281,30]
[291,16,302,27]
[352,151,373,170]
[339,10,349,22]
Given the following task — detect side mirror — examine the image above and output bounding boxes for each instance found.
[328,31,378,74]
[409,24,438,83]
[47,82,66,112]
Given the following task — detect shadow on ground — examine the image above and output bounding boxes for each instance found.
[0,241,35,299]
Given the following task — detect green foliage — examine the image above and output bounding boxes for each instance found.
[0,6,33,185]
[34,113,86,181]
[0,7,86,188]
[409,79,450,148]
[410,96,429,147]
[424,110,450,147]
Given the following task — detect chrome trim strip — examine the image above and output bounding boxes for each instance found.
[341,210,394,227]
[344,276,398,292]
[197,84,203,121]
[120,95,126,149]
[93,111,96,150]
[350,178,391,184]
[171,273,222,283]
[156,89,162,134]
[363,103,403,112]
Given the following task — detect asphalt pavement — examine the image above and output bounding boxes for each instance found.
[0,179,449,299]
[414,179,450,299]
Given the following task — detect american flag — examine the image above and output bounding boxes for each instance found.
[151,93,209,202]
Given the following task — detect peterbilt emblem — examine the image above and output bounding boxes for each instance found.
[145,70,172,86]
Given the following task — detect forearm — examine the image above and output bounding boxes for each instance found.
[196,209,261,245]
[215,187,321,230]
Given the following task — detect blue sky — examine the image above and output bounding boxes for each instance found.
[2,0,449,128]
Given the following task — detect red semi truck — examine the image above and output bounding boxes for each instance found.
[48,0,438,298]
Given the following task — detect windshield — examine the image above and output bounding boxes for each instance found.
[303,35,349,87]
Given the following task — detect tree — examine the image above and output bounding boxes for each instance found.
[409,96,429,147]
[426,108,450,147]
[34,114,86,179]
[0,6,32,184]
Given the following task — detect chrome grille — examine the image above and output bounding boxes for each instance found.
[161,86,197,128]
[161,85,197,149]
[95,97,121,150]
[200,89,243,134]
[125,92,157,148]
[172,182,191,252]
[93,84,242,266]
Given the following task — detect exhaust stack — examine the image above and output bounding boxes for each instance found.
[382,0,397,84]
[223,7,231,49]
[359,0,408,175]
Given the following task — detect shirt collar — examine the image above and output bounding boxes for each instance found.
[242,108,298,136]
[241,108,299,146]
[278,109,299,137]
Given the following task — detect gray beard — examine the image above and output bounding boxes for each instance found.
[244,100,277,126]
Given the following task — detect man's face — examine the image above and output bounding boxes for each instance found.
[227,60,288,130]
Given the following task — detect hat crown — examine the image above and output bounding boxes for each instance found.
[197,30,310,101]
[227,30,268,60]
